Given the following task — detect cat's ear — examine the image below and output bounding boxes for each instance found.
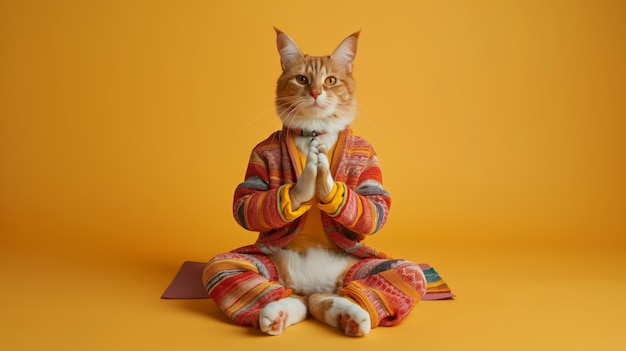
[331,31,360,73]
[275,28,303,70]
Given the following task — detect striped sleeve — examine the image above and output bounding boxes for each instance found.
[232,150,292,232]
[330,153,391,236]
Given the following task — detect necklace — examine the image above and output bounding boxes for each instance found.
[291,128,327,138]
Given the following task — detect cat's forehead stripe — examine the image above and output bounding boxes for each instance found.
[304,56,330,76]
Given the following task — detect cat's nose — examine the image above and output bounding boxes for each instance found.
[310,90,322,99]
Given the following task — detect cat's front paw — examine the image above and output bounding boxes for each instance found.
[315,144,335,199]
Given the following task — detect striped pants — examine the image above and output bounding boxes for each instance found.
[203,252,427,328]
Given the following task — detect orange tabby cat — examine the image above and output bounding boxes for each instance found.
[202,29,427,337]
[261,29,370,336]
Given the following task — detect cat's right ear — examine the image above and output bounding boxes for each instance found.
[275,28,303,70]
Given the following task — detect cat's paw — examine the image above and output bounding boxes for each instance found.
[315,145,335,199]
[258,297,307,336]
[309,295,371,337]
[339,304,371,337]
[259,303,288,336]
[291,154,317,207]
[305,147,319,168]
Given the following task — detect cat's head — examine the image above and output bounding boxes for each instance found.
[275,29,359,134]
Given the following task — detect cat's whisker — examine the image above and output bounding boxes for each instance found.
[275,94,305,101]
[243,104,280,131]
[280,100,307,129]
[353,103,379,129]
[262,118,282,137]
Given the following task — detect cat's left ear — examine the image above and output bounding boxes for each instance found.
[331,31,360,74]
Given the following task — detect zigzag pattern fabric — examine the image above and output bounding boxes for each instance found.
[342,259,427,327]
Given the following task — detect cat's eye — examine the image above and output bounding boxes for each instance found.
[296,75,309,85]
[324,76,337,86]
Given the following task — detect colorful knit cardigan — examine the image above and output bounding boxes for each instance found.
[232,127,391,259]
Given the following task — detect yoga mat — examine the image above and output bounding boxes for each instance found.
[162,261,454,300]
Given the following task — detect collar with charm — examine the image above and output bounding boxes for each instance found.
[291,128,327,138]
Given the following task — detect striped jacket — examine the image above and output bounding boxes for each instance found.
[232,127,391,259]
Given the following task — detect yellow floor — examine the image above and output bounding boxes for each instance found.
[2,240,624,350]
[1,1,625,350]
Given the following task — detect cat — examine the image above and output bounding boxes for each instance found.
[260,29,370,336]
[202,29,427,337]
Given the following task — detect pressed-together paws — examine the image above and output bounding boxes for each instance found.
[289,139,319,209]
[290,138,337,208]
[315,144,335,200]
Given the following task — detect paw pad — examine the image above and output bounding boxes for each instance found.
[339,311,370,337]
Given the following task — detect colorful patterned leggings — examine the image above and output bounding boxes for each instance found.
[203,252,427,328]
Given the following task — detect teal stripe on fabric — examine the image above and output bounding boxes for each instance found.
[345,241,362,253]
[258,244,276,255]
[423,267,443,284]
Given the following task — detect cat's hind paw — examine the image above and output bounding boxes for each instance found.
[258,297,307,336]
[339,304,371,337]
[259,306,287,336]
[309,294,371,337]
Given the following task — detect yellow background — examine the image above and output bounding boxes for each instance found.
[1,0,625,350]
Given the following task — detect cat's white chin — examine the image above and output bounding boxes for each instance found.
[304,106,333,118]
